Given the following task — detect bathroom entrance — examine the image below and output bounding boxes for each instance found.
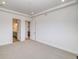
[13,18,21,42]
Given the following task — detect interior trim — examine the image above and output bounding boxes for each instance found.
[35,39,78,56]
[32,0,77,17]
[0,7,30,17]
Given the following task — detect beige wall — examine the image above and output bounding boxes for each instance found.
[13,22,18,32]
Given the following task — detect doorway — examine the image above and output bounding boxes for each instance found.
[25,21,30,40]
[13,18,21,42]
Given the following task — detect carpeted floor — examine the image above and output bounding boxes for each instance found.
[0,40,77,59]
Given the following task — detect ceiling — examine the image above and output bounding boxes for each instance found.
[0,0,77,16]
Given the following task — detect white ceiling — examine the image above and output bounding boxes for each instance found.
[0,0,77,16]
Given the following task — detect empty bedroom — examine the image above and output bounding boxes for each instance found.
[0,0,78,59]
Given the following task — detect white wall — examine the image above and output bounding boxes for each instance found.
[30,18,36,40]
[31,4,78,55]
[0,9,30,46]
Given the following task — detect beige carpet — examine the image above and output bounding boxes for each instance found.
[0,40,77,59]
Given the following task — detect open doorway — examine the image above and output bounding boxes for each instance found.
[13,18,21,42]
[25,21,30,40]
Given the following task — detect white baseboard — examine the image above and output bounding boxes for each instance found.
[0,41,12,46]
[34,39,77,56]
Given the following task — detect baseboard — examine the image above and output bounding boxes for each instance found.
[34,39,77,56]
[0,41,12,46]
